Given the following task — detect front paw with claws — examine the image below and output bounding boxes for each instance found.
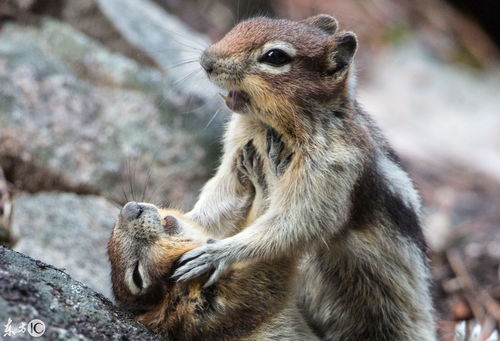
[236,139,266,189]
[172,242,233,287]
[266,129,294,177]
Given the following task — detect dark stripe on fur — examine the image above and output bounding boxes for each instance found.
[312,250,412,341]
[349,161,427,253]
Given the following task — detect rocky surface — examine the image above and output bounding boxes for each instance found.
[360,43,500,183]
[0,246,161,340]
[11,192,118,299]
[97,0,216,101]
[0,18,223,208]
[0,5,227,336]
[95,0,226,150]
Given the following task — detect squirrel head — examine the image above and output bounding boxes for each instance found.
[200,14,357,136]
[107,202,209,313]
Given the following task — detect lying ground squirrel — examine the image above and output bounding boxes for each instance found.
[173,14,436,340]
[108,195,318,339]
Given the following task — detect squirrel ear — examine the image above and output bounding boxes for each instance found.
[329,31,358,73]
[302,14,338,35]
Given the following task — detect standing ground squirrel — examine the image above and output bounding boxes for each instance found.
[173,14,436,340]
[108,198,318,340]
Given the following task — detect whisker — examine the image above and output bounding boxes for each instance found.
[171,69,202,88]
[179,100,209,115]
[183,93,197,115]
[178,39,206,52]
[156,69,204,109]
[160,32,204,52]
[180,70,207,113]
[141,166,153,203]
[121,185,129,204]
[158,199,172,210]
[128,49,193,60]
[204,106,223,129]
[110,198,122,209]
[147,180,165,208]
[145,48,201,55]
[133,156,139,202]
[156,27,207,52]
[168,59,200,69]
[137,144,165,204]
[127,157,136,202]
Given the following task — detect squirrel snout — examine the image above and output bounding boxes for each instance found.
[122,201,143,222]
[200,51,215,74]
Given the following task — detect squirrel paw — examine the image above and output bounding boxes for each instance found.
[236,139,265,187]
[172,242,232,288]
[265,129,294,176]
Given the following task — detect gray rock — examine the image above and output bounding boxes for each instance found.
[0,20,224,207]
[96,0,218,101]
[11,192,118,299]
[95,0,228,148]
[0,246,161,340]
[359,42,500,183]
[59,0,160,68]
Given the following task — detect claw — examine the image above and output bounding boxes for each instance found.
[264,128,292,176]
[277,151,294,175]
[173,252,211,280]
[203,261,227,288]
[266,129,284,162]
[265,129,273,155]
[177,247,207,265]
[177,263,212,283]
[243,140,255,159]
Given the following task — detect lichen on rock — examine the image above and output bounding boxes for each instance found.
[0,246,162,340]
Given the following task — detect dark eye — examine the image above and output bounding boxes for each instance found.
[259,49,292,66]
[133,262,143,290]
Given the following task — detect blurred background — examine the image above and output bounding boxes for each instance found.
[0,0,499,339]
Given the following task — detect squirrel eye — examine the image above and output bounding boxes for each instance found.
[259,49,292,66]
[133,262,143,290]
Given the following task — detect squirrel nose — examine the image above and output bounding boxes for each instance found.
[122,201,143,222]
[200,51,215,74]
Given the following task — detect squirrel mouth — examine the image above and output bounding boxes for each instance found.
[220,90,250,113]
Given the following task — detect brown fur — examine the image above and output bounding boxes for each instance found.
[108,206,318,340]
[210,18,328,58]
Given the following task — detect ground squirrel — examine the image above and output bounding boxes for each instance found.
[107,196,318,340]
[172,14,436,340]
